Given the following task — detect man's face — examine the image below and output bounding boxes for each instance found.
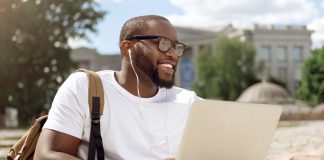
[133,20,179,88]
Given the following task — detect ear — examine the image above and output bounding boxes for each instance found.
[120,40,132,56]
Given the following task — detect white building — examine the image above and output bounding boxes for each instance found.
[222,25,313,93]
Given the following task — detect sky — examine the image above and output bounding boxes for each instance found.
[68,0,324,55]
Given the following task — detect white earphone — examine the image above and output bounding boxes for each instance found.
[128,48,141,98]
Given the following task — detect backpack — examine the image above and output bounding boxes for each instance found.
[7,68,105,160]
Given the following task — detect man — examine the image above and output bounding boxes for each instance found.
[34,15,199,160]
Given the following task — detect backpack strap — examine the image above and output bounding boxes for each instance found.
[75,68,105,160]
[76,68,104,115]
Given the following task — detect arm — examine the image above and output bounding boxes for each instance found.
[34,129,81,160]
[33,73,88,160]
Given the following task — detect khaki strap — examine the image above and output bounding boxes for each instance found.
[76,68,104,115]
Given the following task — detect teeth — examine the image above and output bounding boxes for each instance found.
[161,64,173,69]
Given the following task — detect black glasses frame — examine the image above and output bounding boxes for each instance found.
[126,35,187,56]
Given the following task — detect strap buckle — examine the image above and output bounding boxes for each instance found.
[91,96,101,124]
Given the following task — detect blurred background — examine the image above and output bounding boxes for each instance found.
[0,0,323,159]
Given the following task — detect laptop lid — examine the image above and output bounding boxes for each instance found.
[177,100,282,160]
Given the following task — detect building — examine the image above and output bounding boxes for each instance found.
[71,47,121,71]
[71,25,312,93]
[225,25,313,93]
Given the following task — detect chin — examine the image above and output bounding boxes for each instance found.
[152,70,175,88]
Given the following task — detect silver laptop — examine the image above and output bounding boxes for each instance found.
[176,100,282,160]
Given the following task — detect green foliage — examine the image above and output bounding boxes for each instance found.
[192,37,258,100]
[0,0,105,126]
[297,47,324,106]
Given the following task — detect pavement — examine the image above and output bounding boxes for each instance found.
[0,121,323,160]
[0,129,26,159]
[267,121,324,160]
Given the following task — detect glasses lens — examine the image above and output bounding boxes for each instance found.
[175,43,185,56]
[158,37,172,52]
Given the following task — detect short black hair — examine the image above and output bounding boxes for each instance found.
[119,15,169,45]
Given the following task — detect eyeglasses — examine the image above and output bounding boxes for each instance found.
[126,35,187,57]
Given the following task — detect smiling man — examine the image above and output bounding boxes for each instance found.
[34,15,199,160]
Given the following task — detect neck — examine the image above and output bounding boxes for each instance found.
[115,66,158,98]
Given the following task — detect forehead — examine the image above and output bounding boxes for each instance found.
[144,20,177,41]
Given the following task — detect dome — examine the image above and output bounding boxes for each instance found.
[237,81,294,104]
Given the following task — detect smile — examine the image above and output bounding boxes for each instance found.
[161,63,173,69]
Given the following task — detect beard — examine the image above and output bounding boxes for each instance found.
[152,68,174,88]
[135,48,175,88]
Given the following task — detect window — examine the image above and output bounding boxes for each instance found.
[277,46,287,62]
[180,59,194,89]
[292,46,303,62]
[260,46,271,62]
[278,67,287,81]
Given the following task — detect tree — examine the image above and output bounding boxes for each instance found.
[297,47,324,106]
[192,37,258,100]
[0,0,105,126]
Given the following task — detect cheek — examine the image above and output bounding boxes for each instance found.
[135,47,157,71]
[141,46,159,63]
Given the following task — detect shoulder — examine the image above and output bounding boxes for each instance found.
[166,86,200,104]
[62,71,88,87]
[96,70,114,80]
[63,70,114,88]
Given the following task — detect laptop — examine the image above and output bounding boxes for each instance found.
[176,99,282,160]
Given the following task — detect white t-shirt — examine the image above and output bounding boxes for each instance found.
[43,70,199,160]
